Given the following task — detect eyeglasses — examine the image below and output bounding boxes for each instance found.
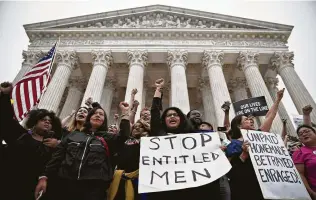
[166,113,179,118]
[298,129,313,137]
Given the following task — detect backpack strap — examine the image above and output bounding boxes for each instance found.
[96,136,110,157]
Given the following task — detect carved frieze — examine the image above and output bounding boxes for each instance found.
[64,12,247,29]
[29,39,287,48]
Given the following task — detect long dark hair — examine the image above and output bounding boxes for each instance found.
[161,107,193,134]
[25,109,62,138]
[82,102,108,133]
[229,115,244,139]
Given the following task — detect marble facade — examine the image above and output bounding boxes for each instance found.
[15,5,316,134]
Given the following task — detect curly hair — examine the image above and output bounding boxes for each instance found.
[25,109,62,137]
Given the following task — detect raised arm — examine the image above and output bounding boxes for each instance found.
[281,119,288,147]
[129,99,139,125]
[150,78,164,136]
[128,88,137,123]
[260,88,284,132]
[222,101,231,129]
[105,102,130,153]
[302,105,313,127]
[0,82,27,144]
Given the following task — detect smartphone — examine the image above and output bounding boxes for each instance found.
[43,131,54,140]
[217,127,227,132]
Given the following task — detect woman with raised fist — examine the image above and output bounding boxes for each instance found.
[147,78,220,200]
[0,81,62,200]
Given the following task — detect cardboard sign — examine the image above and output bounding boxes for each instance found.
[138,133,231,193]
[233,96,268,117]
[241,129,311,200]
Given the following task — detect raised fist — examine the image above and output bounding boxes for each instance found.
[0,82,13,94]
[282,119,287,124]
[133,100,140,107]
[277,88,285,101]
[85,97,93,106]
[302,105,313,115]
[155,78,164,88]
[119,102,130,114]
[131,88,138,95]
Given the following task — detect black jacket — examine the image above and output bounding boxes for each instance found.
[0,93,56,200]
[43,119,130,182]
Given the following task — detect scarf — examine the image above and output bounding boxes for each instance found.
[108,169,139,200]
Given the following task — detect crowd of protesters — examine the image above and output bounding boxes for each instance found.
[0,78,315,200]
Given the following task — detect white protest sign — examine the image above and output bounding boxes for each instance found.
[292,114,304,130]
[138,132,231,193]
[241,129,311,200]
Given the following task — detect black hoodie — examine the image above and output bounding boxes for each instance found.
[148,97,220,200]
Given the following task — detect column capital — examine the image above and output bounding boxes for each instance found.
[270,52,294,73]
[127,50,148,67]
[237,51,259,71]
[167,50,188,68]
[229,77,247,90]
[264,77,279,90]
[55,50,78,70]
[202,50,224,69]
[68,77,87,92]
[91,50,113,68]
[22,50,44,67]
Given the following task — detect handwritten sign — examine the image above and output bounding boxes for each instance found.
[241,129,311,200]
[233,96,268,116]
[138,133,231,193]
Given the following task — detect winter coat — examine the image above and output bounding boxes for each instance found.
[42,119,130,183]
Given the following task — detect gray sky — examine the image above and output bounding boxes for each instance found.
[0,0,315,117]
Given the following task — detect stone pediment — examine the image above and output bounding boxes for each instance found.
[24,5,293,31]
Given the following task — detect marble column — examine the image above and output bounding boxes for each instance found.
[230,77,248,102]
[81,50,113,106]
[237,51,283,134]
[13,51,43,84]
[125,50,148,120]
[38,51,78,112]
[100,79,115,116]
[202,51,235,127]
[199,78,217,128]
[265,77,297,136]
[59,77,85,119]
[271,52,316,122]
[167,50,190,114]
[142,81,148,109]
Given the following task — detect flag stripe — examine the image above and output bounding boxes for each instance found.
[28,80,34,109]
[23,81,31,114]
[33,60,51,69]
[24,65,49,76]
[36,78,41,103]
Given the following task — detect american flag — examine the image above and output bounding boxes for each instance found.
[11,43,57,121]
